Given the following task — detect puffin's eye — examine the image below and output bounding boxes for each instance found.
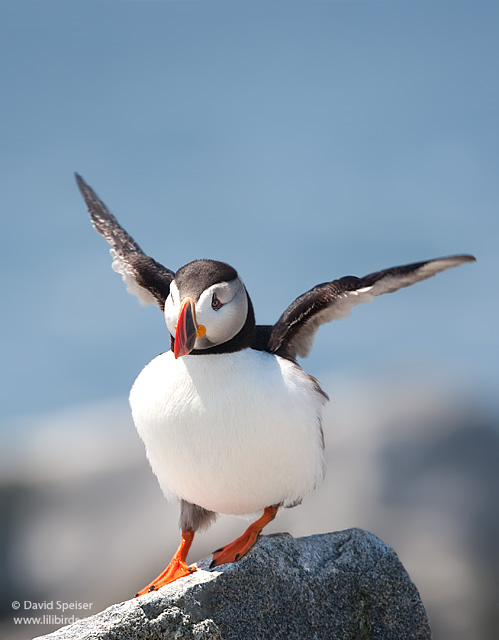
[211,294,223,311]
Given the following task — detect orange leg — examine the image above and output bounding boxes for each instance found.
[209,505,278,569]
[135,530,195,597]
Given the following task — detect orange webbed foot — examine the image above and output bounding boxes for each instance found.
[135,530,195,597]
[210,528,259,568]
[135,558,196,597]
[209,505,278,569]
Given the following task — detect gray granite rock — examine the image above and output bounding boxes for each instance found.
[34,529,431,640]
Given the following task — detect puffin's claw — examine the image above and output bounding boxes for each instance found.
[135,559,195,597]
[210,533,257,569]
[210,505,278,569]
[135,530,195,597]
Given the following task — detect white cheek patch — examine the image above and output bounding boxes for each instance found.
[164,281,180,336]
[199,279,242,306]
[195,278,248,349]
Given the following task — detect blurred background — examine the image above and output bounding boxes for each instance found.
[1,1,497,638]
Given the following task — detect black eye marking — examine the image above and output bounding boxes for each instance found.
[211,294,223,311]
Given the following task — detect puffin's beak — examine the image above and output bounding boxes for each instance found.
[174,297,199,359]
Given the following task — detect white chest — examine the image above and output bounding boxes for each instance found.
[129,349,327,515]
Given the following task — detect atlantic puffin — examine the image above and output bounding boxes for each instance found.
[76,173,475,597]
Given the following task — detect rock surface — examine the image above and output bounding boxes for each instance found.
[34,529,431,640]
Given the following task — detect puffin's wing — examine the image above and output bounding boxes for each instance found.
[76,174,175,309]
[268,254,476,359]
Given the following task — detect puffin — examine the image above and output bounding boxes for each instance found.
[75,173,475,597]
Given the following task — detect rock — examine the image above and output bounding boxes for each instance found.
[34,529,431,640]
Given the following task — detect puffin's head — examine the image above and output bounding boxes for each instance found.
[164,260,255,358]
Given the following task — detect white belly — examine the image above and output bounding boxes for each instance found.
[129,349,327,515]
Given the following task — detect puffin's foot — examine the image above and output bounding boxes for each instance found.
[209,505,278,569]
[135,530,195,597]
[134,558,195,597]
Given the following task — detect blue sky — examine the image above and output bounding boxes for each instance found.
[1,0,498,426]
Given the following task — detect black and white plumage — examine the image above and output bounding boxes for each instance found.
[76,175,174,309]
[76,173,475,594]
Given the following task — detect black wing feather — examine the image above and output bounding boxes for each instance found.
[268,254,476,360]
[76,173,175,310]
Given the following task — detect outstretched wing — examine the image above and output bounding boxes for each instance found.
[268,254,476,360]
[76,173,175,310]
